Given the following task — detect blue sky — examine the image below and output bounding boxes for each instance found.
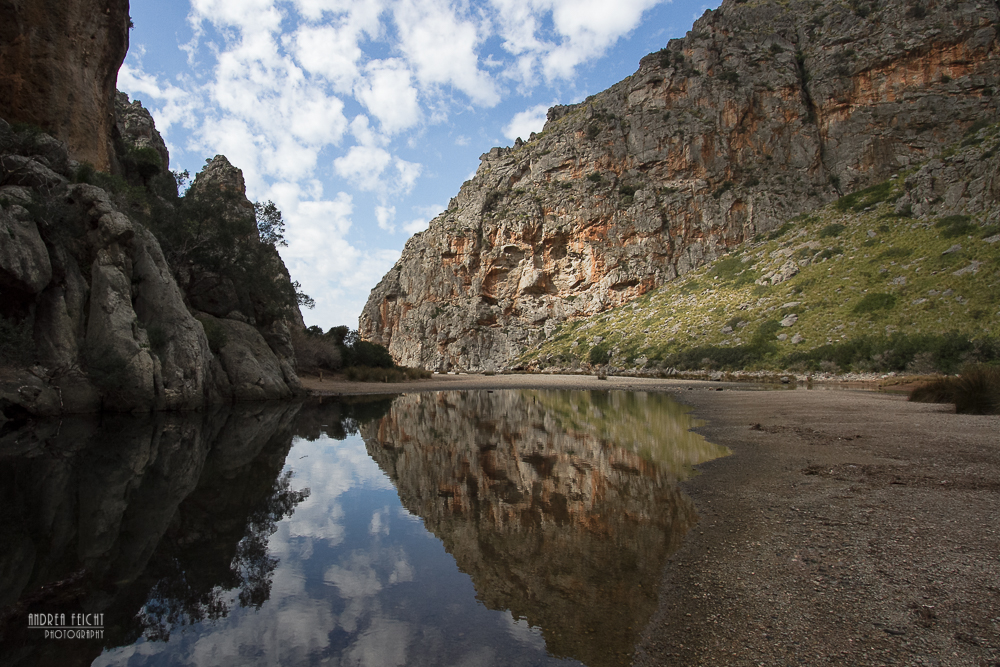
[121,0,719,330]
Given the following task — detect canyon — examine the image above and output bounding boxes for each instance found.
[361,0,1000,371]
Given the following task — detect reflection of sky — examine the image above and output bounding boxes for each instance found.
[93,433,579,667]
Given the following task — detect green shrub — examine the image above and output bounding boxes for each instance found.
[292,327,342,372]
[147,325,168,354]
[909,365,1000,414]
[834,181,896,212]
[718,70,740,85]
[344,366,430,382]
[934,215,976,239]
[819,223,846,238]
[785,333,998,374]
[909,378,956,404]
[589,344,611,365]
[85,346,131,396]
[712,181,734,199]
[767,222,793,240]
[953,365,1000,414]
[853,292,897,314]
[345,340,394,368]
[879,246,913,259]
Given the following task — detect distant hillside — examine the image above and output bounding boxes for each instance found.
[517,122,1000,375]
[361,0,999,372]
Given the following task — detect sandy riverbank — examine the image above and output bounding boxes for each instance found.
[302,372,1000,666]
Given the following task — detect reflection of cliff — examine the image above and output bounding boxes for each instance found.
[0,402,304,667]
[360,390,726,666]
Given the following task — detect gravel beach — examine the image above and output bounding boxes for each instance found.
[303,373,1000,666]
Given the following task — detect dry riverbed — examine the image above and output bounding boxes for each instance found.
[303,373,1000,666]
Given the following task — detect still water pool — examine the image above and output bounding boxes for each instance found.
[0,390,728,666]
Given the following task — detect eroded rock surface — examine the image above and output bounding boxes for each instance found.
[0,102,303,415]
[361,0,1000,371]
[0,0,129,172]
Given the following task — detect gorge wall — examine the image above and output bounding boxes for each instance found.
[0,0,305,416]
[0,0,129,172]
[360,0,1000,372]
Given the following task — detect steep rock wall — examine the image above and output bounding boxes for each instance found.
[0,101,303,416]
[0,0,129,172]
[361,0,1000,371]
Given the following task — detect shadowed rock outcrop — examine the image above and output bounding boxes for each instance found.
[0,0,130,172]
[0,105,303,415]
[361,0,1000,371]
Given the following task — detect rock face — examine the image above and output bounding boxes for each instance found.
[359,390,724,666]
[0,98,303,416]
[0,0,129,172]
[361,0,1000,371]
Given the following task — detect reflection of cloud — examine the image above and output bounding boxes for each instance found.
[284,435,394,544]
[325,557,383,598]
[344,617,411,667]
[504,613,548,649]
[370,507,391,535]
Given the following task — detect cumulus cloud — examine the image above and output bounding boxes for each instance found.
[120,0,669,329]
[490,0,664,82]
[393,0,499,105]
[503,103,549,141]
[354,59,422,134]
[375,205,396,232]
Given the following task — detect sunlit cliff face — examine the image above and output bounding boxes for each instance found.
[361,389,729,666]
[360,0,999,372]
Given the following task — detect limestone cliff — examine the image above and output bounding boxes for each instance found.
[0,98,304,416]
[0,0,129,172]
[361,0,1000,371]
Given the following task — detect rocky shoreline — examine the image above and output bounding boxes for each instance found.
[304,373,1000,665]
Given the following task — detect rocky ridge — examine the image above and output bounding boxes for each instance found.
[361,0,1000,372]
[517,121,1000,375]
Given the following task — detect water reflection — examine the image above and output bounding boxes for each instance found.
[361,390,728,666]
[0,390,727,666]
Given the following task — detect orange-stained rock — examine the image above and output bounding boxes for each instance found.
[361,0,1000,371]
[0,0,130,172]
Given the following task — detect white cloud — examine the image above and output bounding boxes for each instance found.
[189,0,284,33]
[354,59,421,134]
[121,0,670,330]
[503,103,549,142]
[392,0,500,106]
[402,218,429,235]
[292,24,363,93]
[490,0,664,82]
[334,145,393,191]
[375,205,396,232]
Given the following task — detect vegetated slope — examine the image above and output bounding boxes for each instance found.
[361,0,1000,373]
[516,122,1000,375]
